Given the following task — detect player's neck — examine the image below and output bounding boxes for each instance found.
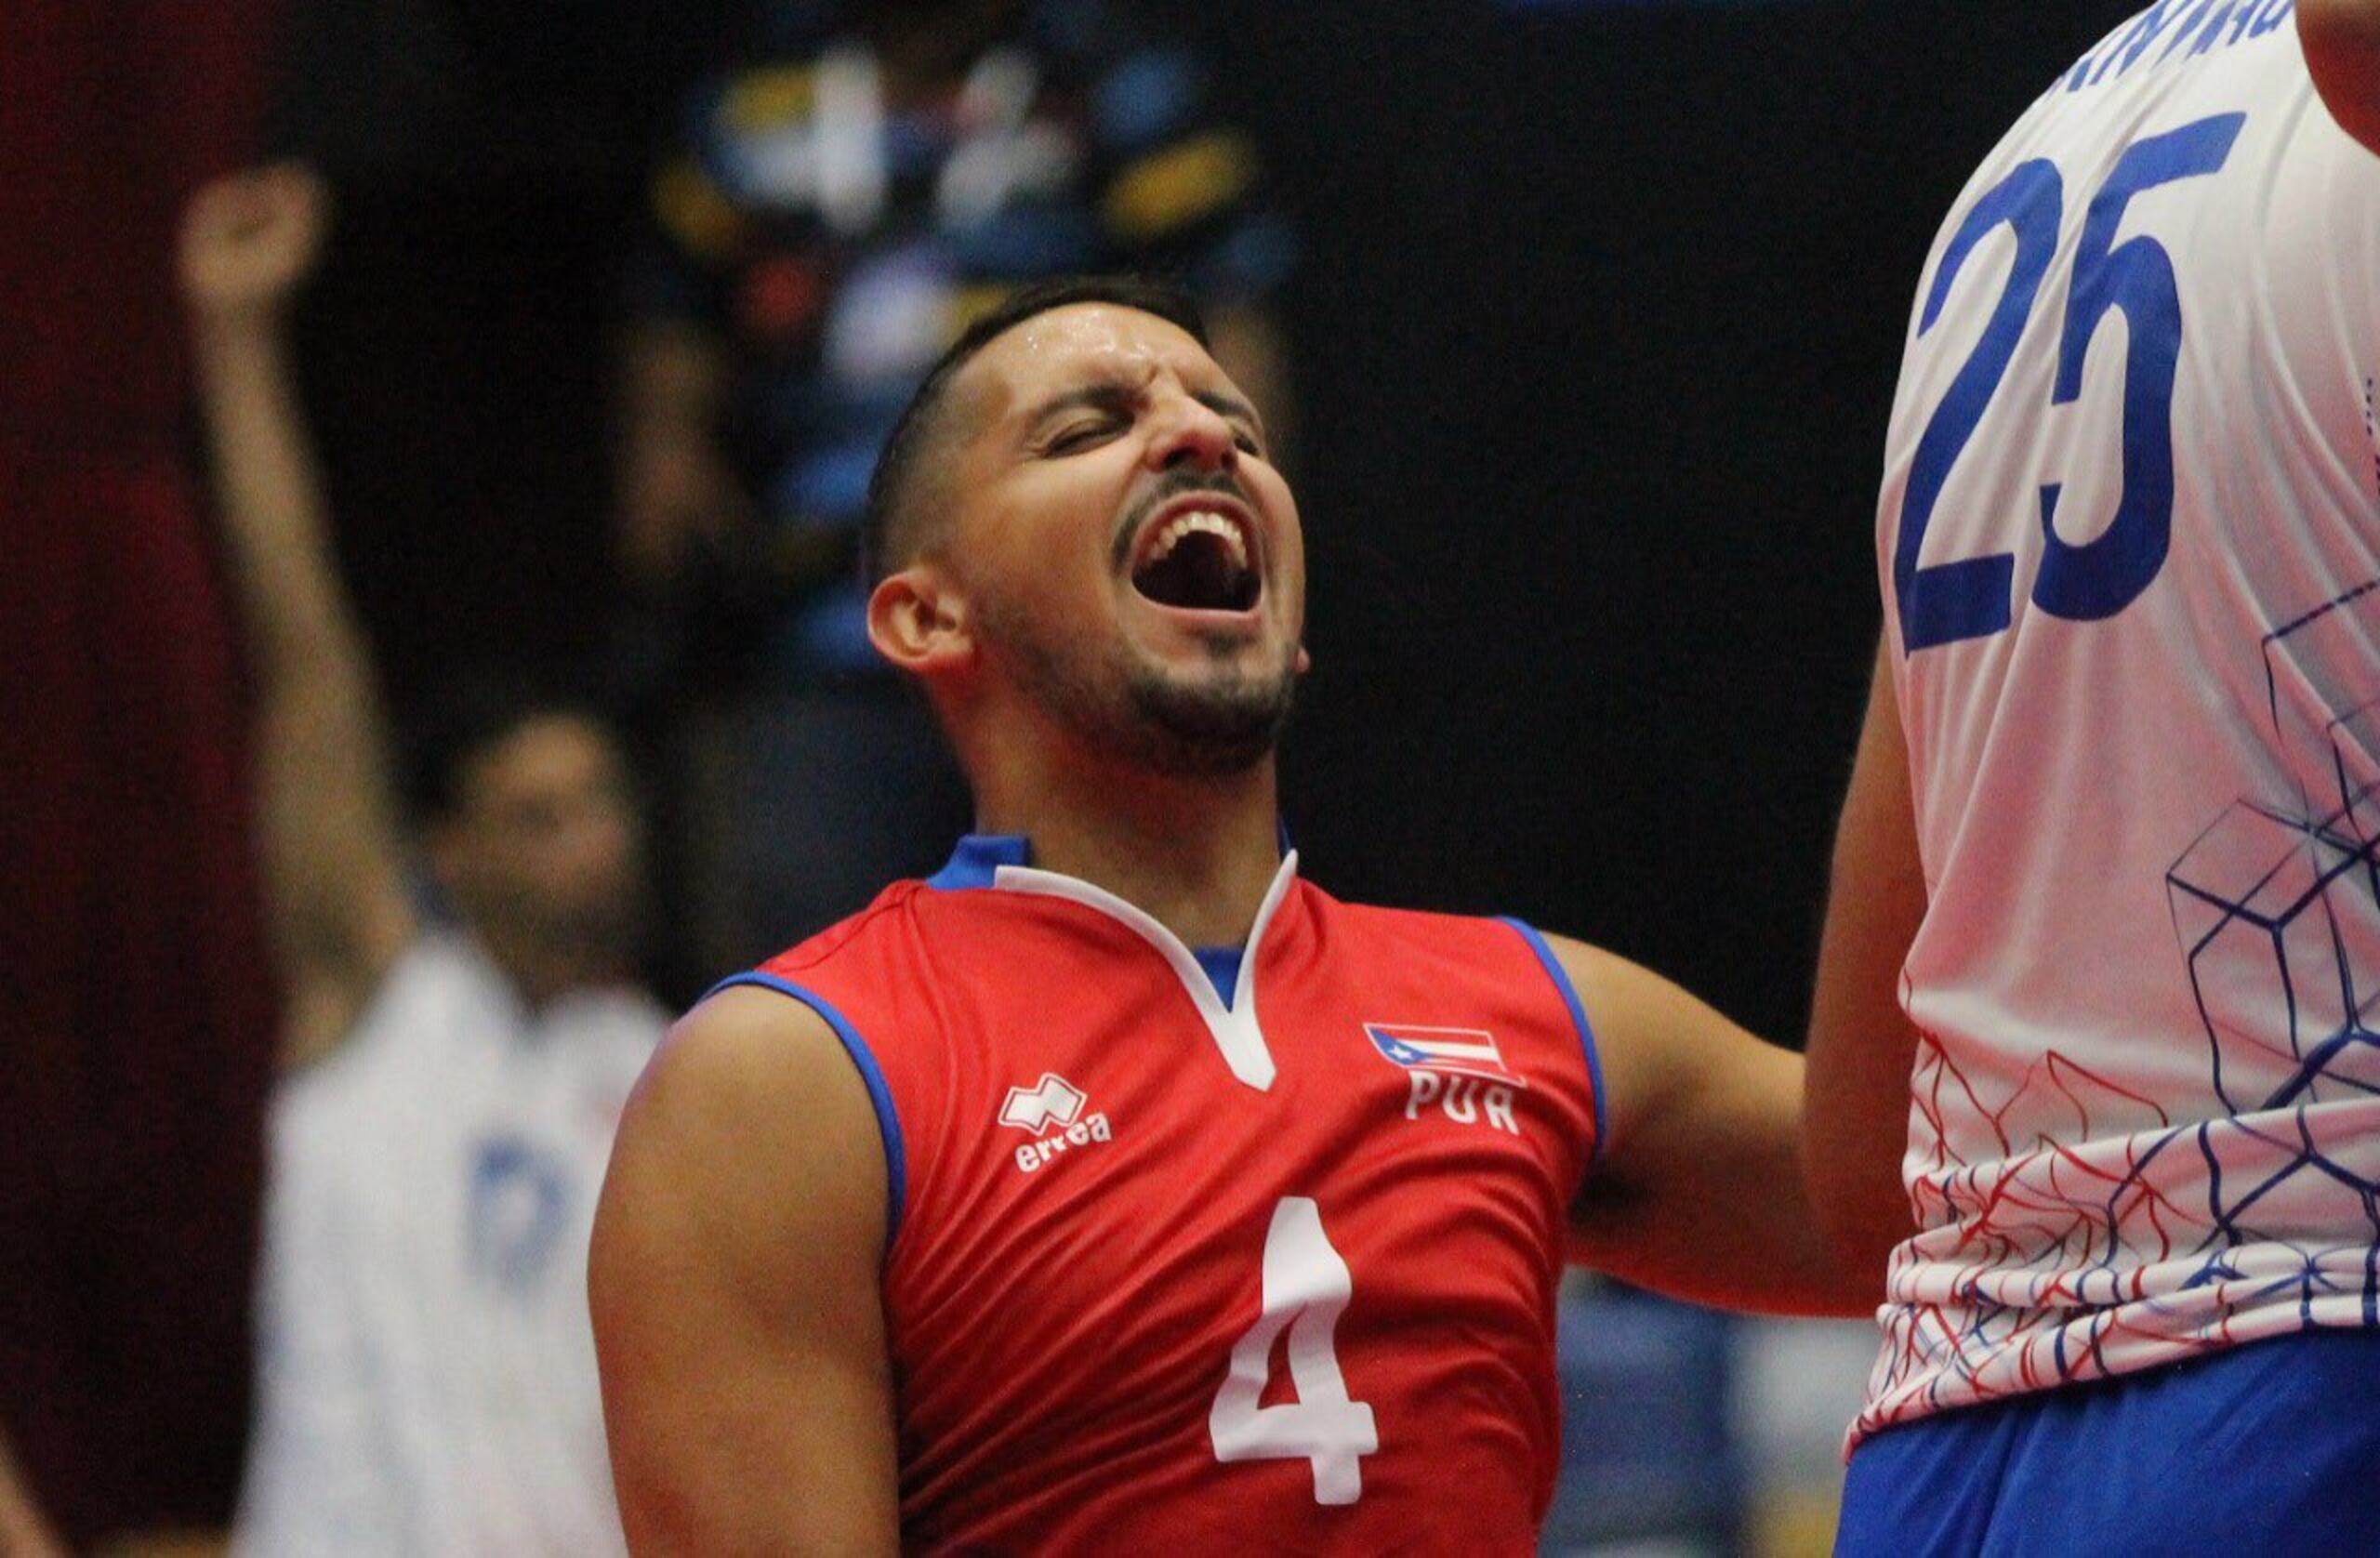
[975,759,1286,950]
[473,918,630,1010]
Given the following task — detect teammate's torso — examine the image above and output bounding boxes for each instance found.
[246,935,659,1555]
[741,838,1600,1553]
[1868,5,2380,1440]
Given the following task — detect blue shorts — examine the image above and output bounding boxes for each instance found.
[1835,1329,2380,1558]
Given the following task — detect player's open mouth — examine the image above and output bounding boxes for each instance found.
[1129,506,1261,614]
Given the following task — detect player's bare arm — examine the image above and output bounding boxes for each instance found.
[180,165,415,1066]
[2304,0,2380,152]
[589,986,900,1556]
[1558,935,1879,1316]
[1800,640,1927,1281]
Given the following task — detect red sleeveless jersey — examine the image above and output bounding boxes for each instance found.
[728,836,1604,1554]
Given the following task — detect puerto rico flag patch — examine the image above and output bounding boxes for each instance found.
[1365,1024,1528,1089]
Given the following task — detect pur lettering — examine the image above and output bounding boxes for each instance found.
[1403,1072,1521,1136]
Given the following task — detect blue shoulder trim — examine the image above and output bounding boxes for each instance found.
[1192,944,1245,1010]
[1500,919,1609,1173]
[701,972,908,1249]
[926,834,1032,891]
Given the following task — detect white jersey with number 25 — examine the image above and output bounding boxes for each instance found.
[1864,2,2380,1445]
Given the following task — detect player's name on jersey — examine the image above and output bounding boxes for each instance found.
[2054,0,2298,97]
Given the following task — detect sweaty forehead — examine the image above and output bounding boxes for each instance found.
[950,303,1221,428]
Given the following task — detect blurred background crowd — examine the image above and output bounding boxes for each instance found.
[3,0,2149,1553]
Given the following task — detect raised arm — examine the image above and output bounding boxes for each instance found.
[1558,937,1878,1317]
[179,167,415,1067]
[588,987,899,1554]
[2303,0,2380,153]
[615,319,753,588]
[0,1431,66,1558]
[1801,640,1928,1284]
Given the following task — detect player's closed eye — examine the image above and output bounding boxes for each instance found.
[1045,419,1120,455]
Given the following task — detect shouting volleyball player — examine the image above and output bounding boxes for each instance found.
[591,277,1875,1552]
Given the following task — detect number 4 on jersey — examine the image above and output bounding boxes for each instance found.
[1209,1197,1379,1505]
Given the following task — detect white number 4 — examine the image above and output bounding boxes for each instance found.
[1208,1196,1379,1505]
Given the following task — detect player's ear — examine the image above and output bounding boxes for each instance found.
[868,561,975,677]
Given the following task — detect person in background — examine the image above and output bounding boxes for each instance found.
[618,0,1295,976]
[1807,4,2380,1551]
[180,165,662,1558]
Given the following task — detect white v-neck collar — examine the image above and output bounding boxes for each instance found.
[988,852,1301,1092]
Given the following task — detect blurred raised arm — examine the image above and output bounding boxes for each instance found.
[180,166,416,1068]
[615,318,754,588]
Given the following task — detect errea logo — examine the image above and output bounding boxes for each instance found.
[998,1072,1114,1174]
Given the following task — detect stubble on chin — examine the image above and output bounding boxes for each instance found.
[1121,649,1298,778]
[1001,614,1298,780]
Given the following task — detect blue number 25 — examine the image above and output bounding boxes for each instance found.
[1894,112,2246,654]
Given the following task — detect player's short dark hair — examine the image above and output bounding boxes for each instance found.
[402,664,616,824]
[858,274,1210,588]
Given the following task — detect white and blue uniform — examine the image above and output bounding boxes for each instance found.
[1843,4,2380,1550]
[233,933,662,1558]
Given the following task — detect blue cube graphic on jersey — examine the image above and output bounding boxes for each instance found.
[2168,579,2380,1121]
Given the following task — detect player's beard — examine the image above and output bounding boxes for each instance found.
[991,605,1299,780]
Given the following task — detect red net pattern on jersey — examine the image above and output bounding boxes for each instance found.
[1860,580,2380,1438]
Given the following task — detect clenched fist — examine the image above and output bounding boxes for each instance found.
[178,163,330,323]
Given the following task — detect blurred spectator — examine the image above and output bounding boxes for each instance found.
[0,4,282,1549]
[1729,1316,1880,1556]
[1540,1281,1879,1558]
[180,165,662,1557]
[1544,1277,1743,1556]
[619,0,1296,974]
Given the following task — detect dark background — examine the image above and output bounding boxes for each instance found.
[276,0,2145,1039]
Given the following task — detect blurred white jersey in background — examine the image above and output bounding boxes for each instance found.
[233,933,661,1556]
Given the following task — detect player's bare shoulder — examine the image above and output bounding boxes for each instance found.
[589,984,891,1344]
[602,984,888,1229]
[588,984,900,1552]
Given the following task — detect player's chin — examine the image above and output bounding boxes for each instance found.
[1127,657,1297,763]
